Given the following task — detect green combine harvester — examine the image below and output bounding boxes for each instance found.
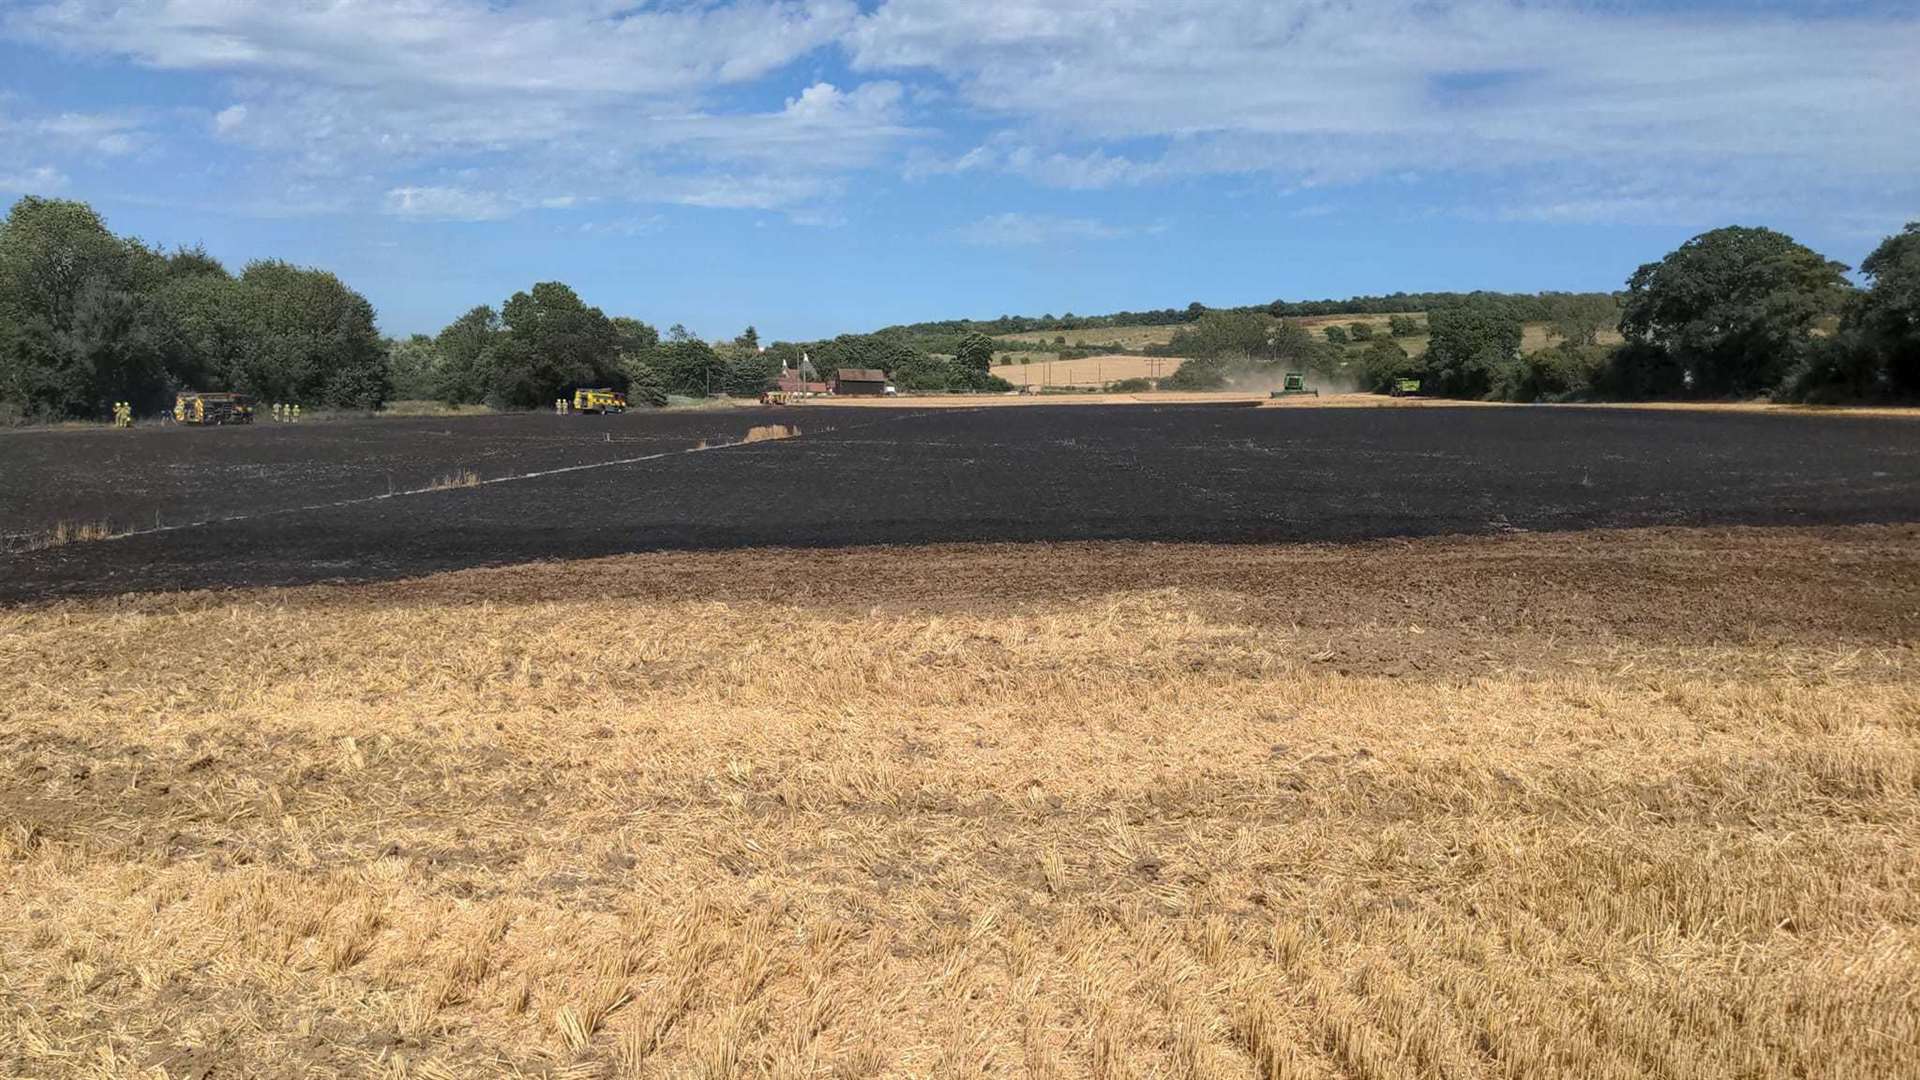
[1391,378,1423,397]
[1269,372,1319,398]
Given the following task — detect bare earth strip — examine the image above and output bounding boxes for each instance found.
[2,525,1917,1078]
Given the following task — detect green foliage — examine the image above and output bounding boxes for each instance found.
[761,341,805,373]
[1841,221,1920,398]
[1543,292,1618,347]
[1347,322,1374,341]
[1423,307,1524,398]
[1105,377,1154,392]
[231,260,390,409]
[1358,337,1419,393]
[1591,341,1688,400]
[612,316,659,362]
[623,360,668,407]
[433,306,502,405]
[386,335,442,400]
[655,337,725,397]
[954,332,996,381]
[625,363,672,409]
[1621,226,1851,397]
[1387,314,1422,338]
[0,195,389,417]
[483,282,620,409]
[1488,343,1614,402]
[1167,310,1272,360]
[165,245,228,280]
[723,350,779,397]
[1162,359,1227,390]
[813,331,919,375]
[1323,325,1348,345]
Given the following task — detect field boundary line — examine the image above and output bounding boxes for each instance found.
[0,408,946,554]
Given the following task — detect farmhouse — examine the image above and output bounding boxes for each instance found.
[833,368,888,396]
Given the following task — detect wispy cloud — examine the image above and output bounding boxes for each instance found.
[860,0,1920,222]
[384,186,510,222]
[954,212,1158,247]
[0,164,67,192]
[1,0,1915,232]
[4,0,896,219]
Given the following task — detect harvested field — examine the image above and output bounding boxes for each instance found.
[3,403,1918,600]
[3,527,1918,1078]
[990,355,1184,388]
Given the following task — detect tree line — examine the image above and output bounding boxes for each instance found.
[5,193,1914,420]
[1098,225,1918,404]
[0,197,387,421]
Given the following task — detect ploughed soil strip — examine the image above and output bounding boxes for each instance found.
[2,528,1916,1078]
[4,403,1917,601]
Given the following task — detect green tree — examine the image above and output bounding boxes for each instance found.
[1323,325,1349,346]
[387,334,442,401]
[624,358,668,407]
[0,197,130,338]
[734,324,760,351]
[1347,322,1374,341]
[1169,310,1271,360]
[434,306,503,405]
[1849,221,1920,397]
[612,316,659,363]
[1423,307,1523,398]
[813,332,920,376]
[761,341,805,373]
[655,337,724,397]
[1544,292,1619,348]
[954,332,996,386]
[233,260,389,408]
[0,196,147,416]
[165,245,228,280]
[1621,226,1851,396]
[1358,336,1418,393]
[723,351,779,396]
[485,281,620,408]
[1387,314,1422,338]
[1163,358,1227,390]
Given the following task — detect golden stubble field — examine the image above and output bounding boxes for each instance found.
[989,318,1625,377]
[3,526,1918,1079]
[989,356,1184,388]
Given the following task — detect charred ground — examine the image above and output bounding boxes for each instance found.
[2,402,1917,601]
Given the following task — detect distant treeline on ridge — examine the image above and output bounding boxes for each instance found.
[879,291,1615,339]
[2,192,1915,420]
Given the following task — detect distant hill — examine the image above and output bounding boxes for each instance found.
[877,290,1619,341]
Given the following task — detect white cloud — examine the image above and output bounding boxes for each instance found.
[384,185,511,221]
[9,0,858,96]
[0,164,67,192]
[858,0,1920,221]
[5,0,895,219]
[954,212,1154,247]
[4,0,1914,229]
[39,111,141,155]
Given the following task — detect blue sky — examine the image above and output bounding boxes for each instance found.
[2,1,1916,340]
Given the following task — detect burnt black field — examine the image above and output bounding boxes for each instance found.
[3,402,1917,601]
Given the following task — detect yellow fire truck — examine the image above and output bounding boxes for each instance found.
[572,388,627,414]
[174,392,256,425]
